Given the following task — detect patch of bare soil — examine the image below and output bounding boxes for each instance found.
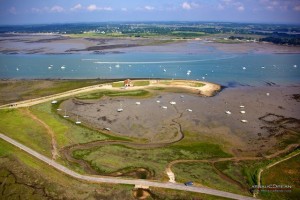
[132,188,151,200]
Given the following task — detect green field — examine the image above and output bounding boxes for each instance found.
[0,79,118,105]
[0,108,52,157]
[76,89,150,99]
[259,154,300,200]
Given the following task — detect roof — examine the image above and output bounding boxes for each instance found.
[124,79,131,84]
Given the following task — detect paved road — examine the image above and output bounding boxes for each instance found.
[0,133,255,200]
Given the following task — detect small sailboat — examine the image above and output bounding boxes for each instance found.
[115,64,120,68]
[51,100,58,104]
[135,102,141,105]
[225,111,232,115]
[16,67,19,71]
[240,105,245,108]
[163,68,166,72]
[170,101,176,105]
[240,111,246,114]
[162,106,168,109]
[63,109,69,118]
[241,119,248,123]
[186,109,192,112]
[117,103,123,112]
[156,100,160,103]
[61,65,66,69]
[242,67,246,70]
[104,127,111,131]
[294,65,297,68]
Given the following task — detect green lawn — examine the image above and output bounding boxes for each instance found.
[76,89,150,99]
[0,109,52,157]
[259,154,300,200]
[173,162,249,196]
[132,80,150,86]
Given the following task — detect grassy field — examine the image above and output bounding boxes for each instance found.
[172,162,249,196]
[132,80,150,86]
[0,79,119,105]
[76,89,151,99]
[0,108,52,157]
[0,139,234,199]
[30,102,113,146]
[72,131,231,181]
[0,140,135,200]
[259,154,300,200]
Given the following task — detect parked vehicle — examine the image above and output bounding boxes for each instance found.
[184,181,193,186]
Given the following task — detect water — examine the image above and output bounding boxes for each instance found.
[0,52,299,86]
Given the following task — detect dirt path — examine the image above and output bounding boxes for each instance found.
[256,149,300,191]
[166,144,299,189]
[23,108,59,160]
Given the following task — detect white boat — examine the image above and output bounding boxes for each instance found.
[241,120,248,123]
[240,105,245,108]
[117,108,123,112]
[115,64,120,68]
[202,76,205,80]
[294,65,297,68]
[242,67,246,70]
[156,100,160,103]
[180,95,184,98]
[162,106,168,109]
[48,66,52,69]
[266,93,270,96]
[75,115,81,124]
[225,111,231,115]
[135,102,141,105]
[186,109,192,112]
[63,109,69,118]
[16,67,19,71]
[170,101,176,105]
[61,65,66,69]
[104,127,111,131]
[163,69,166,72]
[57,108,62,111]
[240,111,246,114]
[51,100,58,104]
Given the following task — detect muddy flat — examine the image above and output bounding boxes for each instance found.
[61,84,300,157]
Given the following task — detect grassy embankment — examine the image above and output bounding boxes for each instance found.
[0,79,119,105]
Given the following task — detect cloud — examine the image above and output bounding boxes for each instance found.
[71,4,82,11]
[237,5,245,11]
[145,6,155,11]
[182,2,192,10]
[9,7,17,14]
[87,4,112,11]
[121,8,128,11]
[50,5,64,13]
[87,4,97,11]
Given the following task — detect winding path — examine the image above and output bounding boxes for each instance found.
[23,108,59,160]
[166,144,299,187]
[0,133,256,200]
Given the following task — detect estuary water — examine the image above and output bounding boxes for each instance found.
[0,52,299,87]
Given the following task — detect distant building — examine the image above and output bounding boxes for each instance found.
[124,79,133,87]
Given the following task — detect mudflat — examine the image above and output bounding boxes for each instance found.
[61,84,300,157]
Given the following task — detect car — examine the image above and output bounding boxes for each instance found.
[184,181,193,186]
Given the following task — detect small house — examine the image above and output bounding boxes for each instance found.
[124,79,133,87]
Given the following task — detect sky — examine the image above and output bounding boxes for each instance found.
[0,0,300,25]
